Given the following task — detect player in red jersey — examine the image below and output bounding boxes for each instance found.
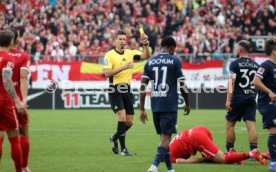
[0,30,26,172]
[9,29,31,172]
[170,126,267,165]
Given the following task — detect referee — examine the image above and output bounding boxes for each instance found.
[103,30,150,156]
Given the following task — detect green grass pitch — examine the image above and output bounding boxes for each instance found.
[0,109,270,172]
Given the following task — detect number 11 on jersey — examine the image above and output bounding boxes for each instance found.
[152,66,168,89]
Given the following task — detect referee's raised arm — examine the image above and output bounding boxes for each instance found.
[140,33,151,60]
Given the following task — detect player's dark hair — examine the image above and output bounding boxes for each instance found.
[11,28,19,42]
[116,30,126,38]
[238,40,250,52]
[265,39,276,56]
[161,36,176,48]
[0,30,14,47]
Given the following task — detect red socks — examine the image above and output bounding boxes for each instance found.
[225,152,250,164]
[0,136,29,171]
[9,135,23,172]
[20,136,30,168]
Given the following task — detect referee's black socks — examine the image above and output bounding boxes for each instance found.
[112,123,132,141]
[117,121,126,150]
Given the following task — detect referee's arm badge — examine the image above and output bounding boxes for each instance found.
[103,55,113,69]
[257,67,265,75]
[104,58,108,66]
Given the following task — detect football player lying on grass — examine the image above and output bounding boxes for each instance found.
[170,126,269,165]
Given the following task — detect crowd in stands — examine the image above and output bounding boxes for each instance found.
[0,0,275,63]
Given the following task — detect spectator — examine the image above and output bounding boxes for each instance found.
[68,41,77,59]
[51,42,64,62]
[0,0,274,63]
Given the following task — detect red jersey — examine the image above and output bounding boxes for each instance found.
[9,49,30,100]
[0,51,15,98]
[169,129,197,161]
[170,126,219,163]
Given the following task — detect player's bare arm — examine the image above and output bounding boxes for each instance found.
[225,78,236,111]
[140,34,151,60]
[176,157,206,164]
[253,76,276,102]
[20,68,29,105]
[2,68,26,114]
[179,79,190,115]
[104,62,134,77]
[2,68,17,99]
[139,77,149,123]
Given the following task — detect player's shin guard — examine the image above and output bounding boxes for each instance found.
[164,148,173,171]
[0,137,3,160]
[20,136,30,168]
[226,142,234,152]
[117,121,126,150]
[225,153,250,164]
[268,134,276,162]
[250,143,257,151]
[9,135,23,172]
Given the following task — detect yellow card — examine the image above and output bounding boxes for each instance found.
[139,27,144,34]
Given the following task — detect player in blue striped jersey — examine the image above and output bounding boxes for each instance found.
[140,37,190,172]
[253,39,276,171]
[225,40,259,154]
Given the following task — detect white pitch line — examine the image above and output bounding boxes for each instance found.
[30,128,268,135]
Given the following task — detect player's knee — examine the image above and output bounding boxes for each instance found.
[269,127,276,134]
[214,151,226,163]
[226,122,235,130]
[7,129,19,138]
[116,110,126,120]
[117,114,127,122]
[126,121,133,127]
[160,136,171,148]
[19,128,28,137]
[246,121,256,130]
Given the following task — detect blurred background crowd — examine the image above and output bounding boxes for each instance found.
[0,0,275,63]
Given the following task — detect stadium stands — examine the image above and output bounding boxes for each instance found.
[1,0,275,63]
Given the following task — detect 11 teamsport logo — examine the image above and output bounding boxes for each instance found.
[61,90,139,108]
[61,91,110,108]
[61,90,185,109]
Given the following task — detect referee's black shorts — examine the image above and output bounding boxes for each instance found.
[109,84,134,115]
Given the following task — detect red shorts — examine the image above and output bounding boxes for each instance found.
[188,126,219,160]
[0,97,19,131]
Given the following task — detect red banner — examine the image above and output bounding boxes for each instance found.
[30,62,82,82]
[29,61,146,82]
[29,60,226,82]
